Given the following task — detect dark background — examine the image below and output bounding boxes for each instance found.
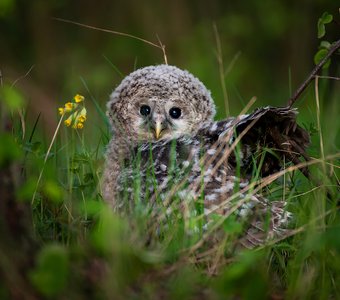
[0,0,339,134]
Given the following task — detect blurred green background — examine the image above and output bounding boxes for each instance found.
[0,0,339,133]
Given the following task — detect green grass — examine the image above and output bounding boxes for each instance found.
[0,72,339,299]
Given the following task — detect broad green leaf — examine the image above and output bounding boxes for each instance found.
[320,12,333,24]
[0,84,25,110]
[29,245,69,298]
[314,48,331,69]
[317,12,333,38]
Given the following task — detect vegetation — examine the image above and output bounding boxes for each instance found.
[0,3,339,299]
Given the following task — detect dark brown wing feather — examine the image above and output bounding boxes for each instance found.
[233,106,310,177]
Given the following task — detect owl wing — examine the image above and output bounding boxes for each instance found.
[194,106,309,247]
[236,106,310,176]
[198,106,310,178]
[120,107,309,247]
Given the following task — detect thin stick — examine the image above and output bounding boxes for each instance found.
[156,34,168,65]
[315,75,340,81]
[53,17,165,55]
[11,65,35,88]
[288,39,340,107]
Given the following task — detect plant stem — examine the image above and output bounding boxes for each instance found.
[31,114,64,205]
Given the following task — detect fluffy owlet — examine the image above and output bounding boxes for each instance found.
[103,65,309,248]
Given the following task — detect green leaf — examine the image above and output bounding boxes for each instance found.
[43,180,63,203]
[320,12,333,24]
[314,48,331,69]
[317,12,333,38]
[0,84,25,110]
[29,245,69,298]
[91,208,127,254]
[319,40,331,50]
[0,133,22,167]
[317,20,325,39]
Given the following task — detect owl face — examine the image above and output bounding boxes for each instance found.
[107,65,216,143]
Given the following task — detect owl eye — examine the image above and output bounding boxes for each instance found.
[140,105,151,116]
[169,107,181,119]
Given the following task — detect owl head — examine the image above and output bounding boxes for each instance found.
[107,65,215,143]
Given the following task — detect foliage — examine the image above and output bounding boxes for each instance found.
[314,12,336,69]
[29,245,69,298]
[0,5,340,299]
[317,12,333,39]
[1,62,339,300]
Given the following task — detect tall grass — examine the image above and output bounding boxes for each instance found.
[1,66,339,299]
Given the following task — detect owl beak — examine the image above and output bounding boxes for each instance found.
[151,114,166,139]
[155,121,162,139]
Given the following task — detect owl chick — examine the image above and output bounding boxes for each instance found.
[103,65,215,203]
[103,65,309,248]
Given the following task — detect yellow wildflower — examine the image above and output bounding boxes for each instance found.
[74,94,85,103]
[78,108,87,123]
[64,102,77,112]
[58,94,86,129]
[64,119,72,127]
[78,115,86,123]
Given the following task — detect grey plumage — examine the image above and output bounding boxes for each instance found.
[103,65,215,205]
[103,65,310,248]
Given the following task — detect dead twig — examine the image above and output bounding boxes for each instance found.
[52,17,168,64]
